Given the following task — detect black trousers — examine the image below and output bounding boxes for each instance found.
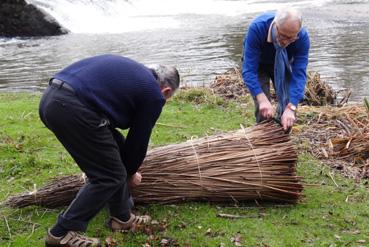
[39,84,132,232]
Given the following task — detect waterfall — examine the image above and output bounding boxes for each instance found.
[26,0,331,34]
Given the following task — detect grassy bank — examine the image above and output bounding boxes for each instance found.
[0,91,368,247]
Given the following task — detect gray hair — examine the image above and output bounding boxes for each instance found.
[275,8,303,29]
[148,65,180,91]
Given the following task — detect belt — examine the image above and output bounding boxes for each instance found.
[49,78,74,93]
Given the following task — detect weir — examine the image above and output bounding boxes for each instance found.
[25,0,328,33]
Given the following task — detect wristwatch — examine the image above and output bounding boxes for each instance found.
[287,103,297,112]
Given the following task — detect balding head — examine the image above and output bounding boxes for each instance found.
[274,8,302,47]
[275,7,302,31]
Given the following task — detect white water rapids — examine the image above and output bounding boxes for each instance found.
[26,0,330,33]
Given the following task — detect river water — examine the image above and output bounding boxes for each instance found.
[0,0,368,102]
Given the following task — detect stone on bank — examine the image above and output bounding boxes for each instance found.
[0,0,68,37]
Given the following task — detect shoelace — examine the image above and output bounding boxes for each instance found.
[132,215,151,225]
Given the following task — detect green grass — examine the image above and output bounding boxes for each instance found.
[0,90,368,247]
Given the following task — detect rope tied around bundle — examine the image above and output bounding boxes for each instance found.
[190,136,203,188]
[240,124,263,199]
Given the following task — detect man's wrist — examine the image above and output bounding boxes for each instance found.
[256,93,268,103]
[286,103,297,112]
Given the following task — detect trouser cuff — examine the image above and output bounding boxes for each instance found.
[57,214,88,232]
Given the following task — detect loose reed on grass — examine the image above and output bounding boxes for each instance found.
[5,121,303,208]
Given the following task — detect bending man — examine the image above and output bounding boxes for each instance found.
[242,8,310,130]
[39,54,180,247]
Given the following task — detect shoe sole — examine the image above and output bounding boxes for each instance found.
[45,244,60,247]
[46,243,102,247]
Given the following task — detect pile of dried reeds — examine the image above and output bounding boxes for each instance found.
[6,121,303,208]
[210,68,248,99]
[297,104,369,179]
[329,135,369,163]
[210,69,351,107]
[303,71,337,106]
[298,105,369,143]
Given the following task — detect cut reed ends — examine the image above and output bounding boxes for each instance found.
[5,121,303,208]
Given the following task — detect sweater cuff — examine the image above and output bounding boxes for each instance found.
[250,87,263,98]
[289,97,299,108]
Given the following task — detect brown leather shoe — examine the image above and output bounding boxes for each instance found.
[45,230,101,247]
[109,213,151,232]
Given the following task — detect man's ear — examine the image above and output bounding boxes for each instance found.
[161,86,173,99]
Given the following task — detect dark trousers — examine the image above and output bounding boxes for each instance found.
[39,84,132,232]
[253,64,275,123]
[253,64,292,123]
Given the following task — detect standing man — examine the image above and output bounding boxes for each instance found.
[242,8,310,131]
[39,54,180,247]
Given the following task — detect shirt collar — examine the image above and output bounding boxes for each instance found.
[267,19,276,43]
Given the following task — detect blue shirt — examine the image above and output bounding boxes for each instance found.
[54,54,165,175]
[242,12,310,106]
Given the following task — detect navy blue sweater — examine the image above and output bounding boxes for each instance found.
[54,54,165,175]
[242,12,310,106]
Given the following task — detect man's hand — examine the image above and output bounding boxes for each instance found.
[256,93,273,119]
[281,108,296,131]
[128,172,142,188]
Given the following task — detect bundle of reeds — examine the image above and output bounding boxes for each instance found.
[5,174,87,208]
[6,121,303,208]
